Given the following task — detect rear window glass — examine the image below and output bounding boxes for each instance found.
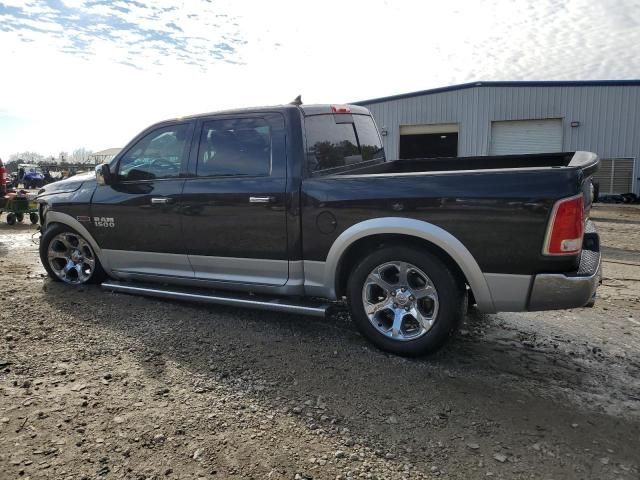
[305,114,384,174]
[354,115,385,162]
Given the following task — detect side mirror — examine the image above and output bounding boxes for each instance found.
[95,163,112,186]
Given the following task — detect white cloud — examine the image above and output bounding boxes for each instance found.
[0,0,639,160]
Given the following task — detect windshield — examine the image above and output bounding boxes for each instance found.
[305,114,385,175]
[21,165,43,174]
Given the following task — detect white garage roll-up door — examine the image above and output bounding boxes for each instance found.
[490,119,563,155]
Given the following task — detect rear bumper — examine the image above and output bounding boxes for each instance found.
[528,247,602,310]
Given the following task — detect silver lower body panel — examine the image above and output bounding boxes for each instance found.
[483,273,533,311]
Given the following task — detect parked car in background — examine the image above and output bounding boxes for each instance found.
[35,103,602,356]
[19,164,45,189]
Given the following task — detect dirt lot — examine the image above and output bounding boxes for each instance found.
[1,204,639,480]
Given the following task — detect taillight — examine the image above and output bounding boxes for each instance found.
[330,104,351,114]
[0,166,7,185]
[543,194,585,255]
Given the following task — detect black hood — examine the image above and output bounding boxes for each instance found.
[37,171,96,197]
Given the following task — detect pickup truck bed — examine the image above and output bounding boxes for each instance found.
[302,150,598,284]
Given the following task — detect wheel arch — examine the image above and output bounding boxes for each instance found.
[312,218,495,312]
[43,211,111,273]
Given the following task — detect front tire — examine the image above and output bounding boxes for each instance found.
[347,245,465,356]
[40,224,107,284]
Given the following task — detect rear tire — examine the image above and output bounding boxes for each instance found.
[6,213,16,225]
[40,224,107,284]
[30,213,39,224]
[16,213,24,223]
[347,245,465,356]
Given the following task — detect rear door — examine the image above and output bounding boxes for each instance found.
[90,121,195,277]
[181,113,289,285]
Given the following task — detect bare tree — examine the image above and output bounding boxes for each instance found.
[58,151,69,163]
[70,148,94,164]
[8,151,45,164]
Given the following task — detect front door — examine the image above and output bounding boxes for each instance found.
[181,113,289,286]
[90,121,195,278]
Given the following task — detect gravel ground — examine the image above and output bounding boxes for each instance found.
[1,204,639,480]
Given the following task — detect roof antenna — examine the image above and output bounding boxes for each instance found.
[290,95,302,106]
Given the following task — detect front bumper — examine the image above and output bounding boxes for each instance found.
[528,244,602,311]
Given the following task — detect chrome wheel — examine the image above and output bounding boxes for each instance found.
[361,261,439,341]
[47,232,96,284]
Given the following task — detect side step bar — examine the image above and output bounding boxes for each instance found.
[101,280,331,318]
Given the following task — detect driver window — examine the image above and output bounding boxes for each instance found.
[118,124,190,181]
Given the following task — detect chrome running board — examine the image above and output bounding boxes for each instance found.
[101,280,331,317]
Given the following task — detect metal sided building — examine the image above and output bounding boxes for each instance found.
[355,80,640,195]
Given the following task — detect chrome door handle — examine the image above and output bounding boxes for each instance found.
[249,196,275,204]
[151,197,173,204]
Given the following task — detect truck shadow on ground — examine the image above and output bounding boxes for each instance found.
[42,281,640,470]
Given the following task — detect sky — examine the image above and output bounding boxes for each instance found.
[1,0,640,161]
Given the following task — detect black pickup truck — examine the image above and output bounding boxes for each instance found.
[36,103,601,355]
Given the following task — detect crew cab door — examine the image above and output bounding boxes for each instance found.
[181,113,289,286]
[90,121,195,277]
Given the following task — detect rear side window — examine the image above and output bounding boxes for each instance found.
[305,114,384,174]
[197,118,271,177]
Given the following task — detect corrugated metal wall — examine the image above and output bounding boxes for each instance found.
[361,85,640,193]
